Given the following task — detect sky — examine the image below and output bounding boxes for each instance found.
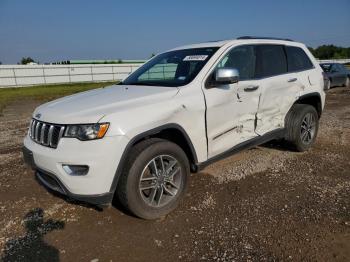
[0,0,349,64]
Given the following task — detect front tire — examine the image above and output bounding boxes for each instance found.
[285,104,319,152]
[117,138,189,220]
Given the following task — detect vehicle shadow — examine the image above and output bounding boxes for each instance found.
[34,175,133,217]
[34,175,104,212]
[261,139,294,152]
[1,208,64,262]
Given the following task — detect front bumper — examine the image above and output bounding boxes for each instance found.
[23,146,113,206]
[23,134,129,206]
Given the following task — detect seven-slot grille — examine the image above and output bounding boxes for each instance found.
[29,119,65,148]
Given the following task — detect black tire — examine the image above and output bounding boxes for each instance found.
[117,138,190,220]
[285,104,319,152]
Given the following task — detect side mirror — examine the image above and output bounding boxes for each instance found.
[215,68,239,85]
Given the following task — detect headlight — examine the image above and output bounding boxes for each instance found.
[64,123,109,140]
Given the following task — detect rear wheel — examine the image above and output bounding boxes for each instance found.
[117,138,189,219]
[285,104,319,152]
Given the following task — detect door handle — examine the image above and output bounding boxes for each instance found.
[243,85,259,92]
[288,78,297,82]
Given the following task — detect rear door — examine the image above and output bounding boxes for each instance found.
[254,45,301,135]
[255,45,317,135]
[337,64,348,84]
[331,64,343,86]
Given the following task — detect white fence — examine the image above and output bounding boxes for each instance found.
[0,64,142,88]
[317,59,350,64]
[1,58,349,88]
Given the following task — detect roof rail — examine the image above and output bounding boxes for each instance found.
[237,36,294,42]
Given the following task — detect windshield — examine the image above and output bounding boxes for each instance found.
[121,47,219,87]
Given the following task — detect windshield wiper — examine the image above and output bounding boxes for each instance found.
[124,81,174,87]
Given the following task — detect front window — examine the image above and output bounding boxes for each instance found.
[216,45,256,80]
[122,47,219,87]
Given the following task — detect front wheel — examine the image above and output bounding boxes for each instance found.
[285,104,319,152]
[117,138,189,219]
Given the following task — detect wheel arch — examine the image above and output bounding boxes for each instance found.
[293,92,322,118]
[109,123,198,194]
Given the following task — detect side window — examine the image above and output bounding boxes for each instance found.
[217,45,256,80]
[286,46,314,72]
[331,64,338,72]
[336,64,345,72]
[256,45,287,78]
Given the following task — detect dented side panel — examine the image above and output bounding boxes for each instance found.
[203,80,261,158]
[255,73,303,135]
[100,84,209,163]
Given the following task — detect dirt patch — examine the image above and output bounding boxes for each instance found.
[0,88,350,261]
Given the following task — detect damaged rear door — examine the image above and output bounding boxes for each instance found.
[203,45,261,158]
[254,45,314,135]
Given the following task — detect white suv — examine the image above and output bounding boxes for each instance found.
[23,37,326,219]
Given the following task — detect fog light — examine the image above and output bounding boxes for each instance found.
[62,165,89,176]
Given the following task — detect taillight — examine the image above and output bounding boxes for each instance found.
[322,72,329,90]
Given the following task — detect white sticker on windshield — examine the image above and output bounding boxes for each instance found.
[183,55,208,61]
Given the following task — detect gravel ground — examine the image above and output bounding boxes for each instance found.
[0,87,349,261]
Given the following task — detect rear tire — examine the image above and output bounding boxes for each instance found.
[285,104,319,152]
[117,138,189,220]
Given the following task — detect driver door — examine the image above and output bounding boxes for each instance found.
[202,45,261,158]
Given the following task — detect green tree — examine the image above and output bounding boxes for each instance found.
[20,57,35,65]
[311,45,350,59]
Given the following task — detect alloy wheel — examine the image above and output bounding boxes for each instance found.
[300,113,316,144]
[139,155,182,207]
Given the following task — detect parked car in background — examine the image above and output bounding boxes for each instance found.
[320,63,350,89]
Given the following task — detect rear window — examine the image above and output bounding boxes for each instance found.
[286,46,314,72]
[256,45,287,78]
[320,63,331,72]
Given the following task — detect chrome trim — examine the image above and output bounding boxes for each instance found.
[40,123,46,144]
[29,119,65,149]
[35,121,40,140]
[215,68,239,84]
[58,126,65,141]
[31,120,36,139]
[29,120,33,138]
[213,126,239,140]
[48,125,54,147]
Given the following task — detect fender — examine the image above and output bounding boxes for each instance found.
[298,92,321,101]
[294,92,322,117]
[109,123,198,194]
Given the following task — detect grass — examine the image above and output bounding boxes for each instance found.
[0,81,117,114]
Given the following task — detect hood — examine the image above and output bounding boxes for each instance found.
[33,84,179,124]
